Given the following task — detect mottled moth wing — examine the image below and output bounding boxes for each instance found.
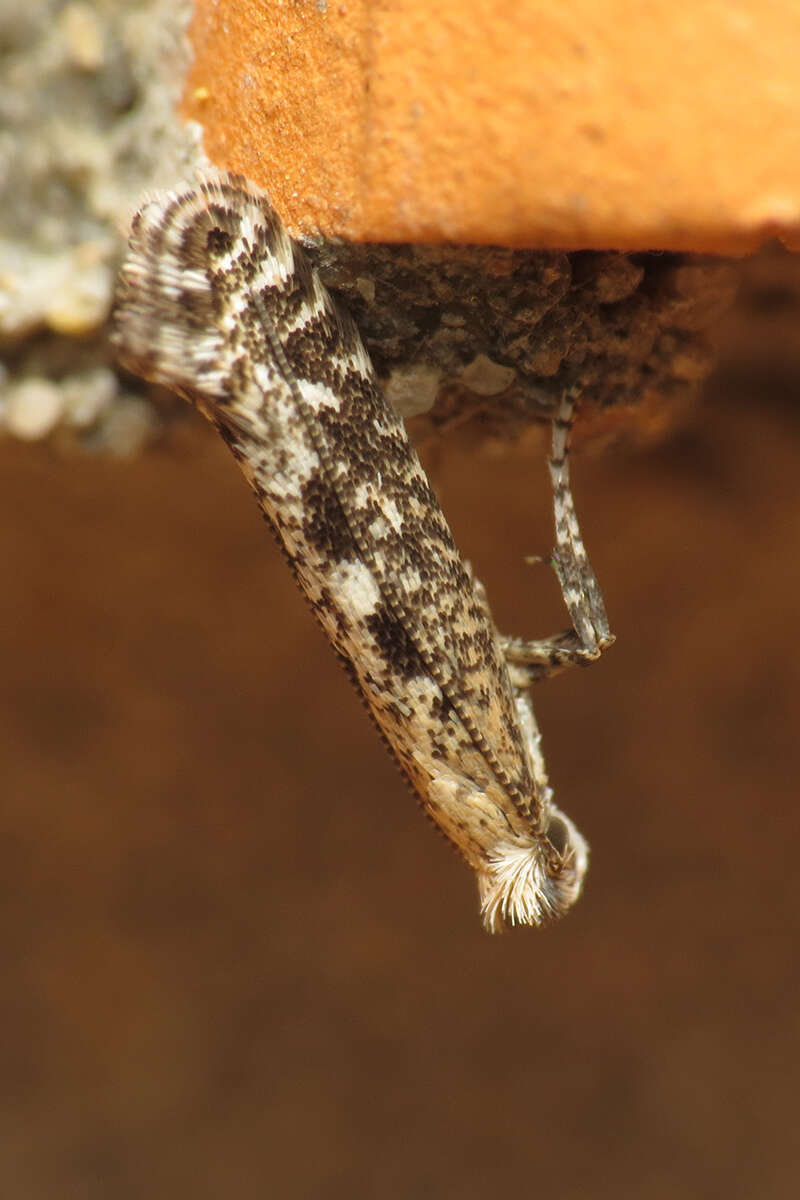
[114,172,587,929]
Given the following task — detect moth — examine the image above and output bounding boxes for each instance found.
[113,171,613,931]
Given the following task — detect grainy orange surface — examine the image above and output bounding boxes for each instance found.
[185,0,800,250]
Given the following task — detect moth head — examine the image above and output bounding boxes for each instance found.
[478,807,589,933]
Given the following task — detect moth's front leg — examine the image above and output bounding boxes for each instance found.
[474,678,590,934]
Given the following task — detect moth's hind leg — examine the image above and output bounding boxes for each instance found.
[498,390,615,687]
[550,390,614,654]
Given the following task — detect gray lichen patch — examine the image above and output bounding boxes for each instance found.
[0,0,200,453]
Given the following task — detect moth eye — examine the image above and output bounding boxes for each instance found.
[545,814,570,856]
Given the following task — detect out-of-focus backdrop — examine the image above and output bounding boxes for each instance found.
[2,348,800,1197]
[3,1,800,1195]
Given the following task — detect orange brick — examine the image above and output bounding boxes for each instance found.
[185,1,800,250]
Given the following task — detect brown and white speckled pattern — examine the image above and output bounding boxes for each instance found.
[113,172,613,930]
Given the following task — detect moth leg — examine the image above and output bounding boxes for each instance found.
[468,566,492,615]
[512,685,589,887]
[502,629,599,687]
[512,686,553,805]
[499,390,615,688]
[550,390,613,652]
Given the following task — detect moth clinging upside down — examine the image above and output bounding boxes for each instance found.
[113,172,613,931]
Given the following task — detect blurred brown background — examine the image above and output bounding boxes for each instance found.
[3,2,800,1194]
[2,283,800,1197]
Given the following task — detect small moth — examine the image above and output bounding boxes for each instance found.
[113,172,613,931]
